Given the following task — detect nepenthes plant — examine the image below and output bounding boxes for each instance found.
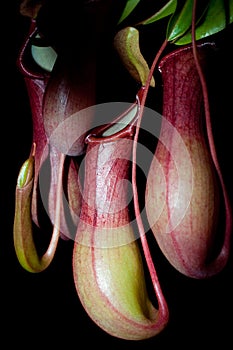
[13,0,233,340]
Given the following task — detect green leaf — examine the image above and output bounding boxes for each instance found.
[166,0,194,42]
[139,0,177,25]
[118,0,141,24]
[175,0,233,45]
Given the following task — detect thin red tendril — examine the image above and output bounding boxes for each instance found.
[191,0,232,273]
[132,38,168,316]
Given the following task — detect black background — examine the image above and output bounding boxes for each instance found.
[2,1,233,348]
